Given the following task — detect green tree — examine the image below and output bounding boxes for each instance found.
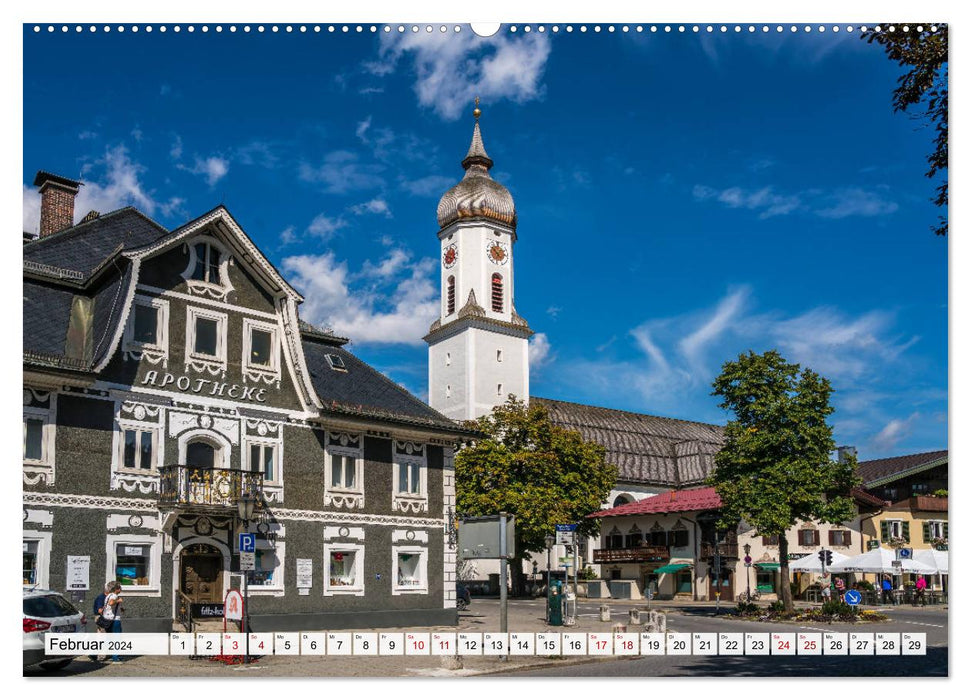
[455,397,617,595]
[863,24,948,236]
[707,350,860,612]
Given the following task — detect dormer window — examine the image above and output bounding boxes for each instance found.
[191,242,222,284]
[123,295,169,365]
[181,236,233,301]
[326,354,347,372]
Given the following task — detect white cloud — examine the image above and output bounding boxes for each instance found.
[350,198,392,218]
[24,145,184,232]
[693,183,898,220]
[299,150,385,194]
[279,226,297,246]
[815,188,899,219]
[528,333,553,370]
[401,174,454,197]
[170,135,183,160]
[282,249,438,346]
[372,30,552,121]
[870,413,920,452]
[181,155,229,187]
[306,213,346,241]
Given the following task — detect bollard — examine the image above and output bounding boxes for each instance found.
[629,609,641,625]
[612,622,627,634]
[441,654,463,670]
[599,604,611,622]
[658,612,667,633]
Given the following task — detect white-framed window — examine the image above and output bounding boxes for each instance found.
[243,438,281,486]
[23,407,54,466]
[123,294,169,361]
[117,424,158,473]
[189,240,224,285]
[392,546,428,595]
[242,318,281,383]
[926,520,946,540]
[106,533,162,595]
[392,442,428,513]
[23,531,52,589]
[324,433,364,508]
[246,541,285,595]
[323,542,365,596]
[185,306,228,373]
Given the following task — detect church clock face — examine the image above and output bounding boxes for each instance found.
[443,244,457,269]
[487,241,508,265]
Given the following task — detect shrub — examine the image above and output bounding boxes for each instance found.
[820,600,853,616]
[769,600,786,613]
[735,601,759,615]
[856,580,875,591]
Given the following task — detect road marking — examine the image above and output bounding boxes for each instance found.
[900,621,945,628]
[798,626,831,632]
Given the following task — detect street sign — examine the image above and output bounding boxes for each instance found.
[744,555,752,564]
[891,560,903,569]
[555,524,577,546]
[240,551,256,571]
[898,548,913,560]
[843,590,862,606]
[239,532,256,553]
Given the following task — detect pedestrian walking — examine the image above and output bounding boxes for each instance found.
[881,576,893,604]
[915,575,927,606]
[820,581,832,603]
[101,582,125,663]
[91,582,111,662]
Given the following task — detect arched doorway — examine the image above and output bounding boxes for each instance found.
[180,542,224,606]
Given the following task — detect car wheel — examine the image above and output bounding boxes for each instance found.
[38,658,72,671]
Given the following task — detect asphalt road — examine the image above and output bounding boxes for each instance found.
[24,599,947,678]
[496,601,948,677]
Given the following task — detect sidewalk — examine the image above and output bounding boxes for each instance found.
[63,598,654,678]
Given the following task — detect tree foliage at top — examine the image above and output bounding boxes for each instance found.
[707,350,860,611]
[455,398,617,567]
[864,24,948,236]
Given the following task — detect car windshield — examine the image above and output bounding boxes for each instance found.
[24,594,79,618]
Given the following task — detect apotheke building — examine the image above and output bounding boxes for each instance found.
[23,171,473,632]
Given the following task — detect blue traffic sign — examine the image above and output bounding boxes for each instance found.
[843,589,862,606]
[239,533,256,553]
[898,548,913,559]
[555,524,577,532]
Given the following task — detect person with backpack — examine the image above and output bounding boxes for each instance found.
[91,583,111,662]
[100,582,125,663]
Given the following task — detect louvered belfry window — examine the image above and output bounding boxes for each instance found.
[447,276,455,315]
[491,273,503,312]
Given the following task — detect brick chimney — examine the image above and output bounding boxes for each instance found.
[33,171,82,237]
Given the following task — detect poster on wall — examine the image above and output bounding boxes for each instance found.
[297,558,313,590]
[66,555,90,590]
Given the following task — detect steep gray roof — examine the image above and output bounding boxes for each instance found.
[23,207,168,280]
[857,450,948,488]
[532,397,725,488]
[302,335,472,434]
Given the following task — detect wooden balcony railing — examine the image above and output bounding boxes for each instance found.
[158,465,263,511]
[699,542,739,560]
[593,545,670,564]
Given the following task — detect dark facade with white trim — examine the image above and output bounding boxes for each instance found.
[23,176,471,632]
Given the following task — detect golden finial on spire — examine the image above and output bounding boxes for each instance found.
[473,96,481,121]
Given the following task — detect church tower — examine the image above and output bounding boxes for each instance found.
[425,101,533,421]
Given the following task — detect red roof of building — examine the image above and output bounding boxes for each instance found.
[587,486,723,519]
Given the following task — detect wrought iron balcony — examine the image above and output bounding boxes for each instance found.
[158,465,263,512]
[699,542,739,560]
[593,545,670,564]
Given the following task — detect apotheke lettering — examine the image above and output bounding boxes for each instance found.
[141,371,268,403]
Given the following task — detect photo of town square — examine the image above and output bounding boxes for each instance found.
[21,15,948,680]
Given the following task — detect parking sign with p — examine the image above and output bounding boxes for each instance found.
[239,532,256,553]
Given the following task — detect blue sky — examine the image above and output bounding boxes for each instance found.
[22,23,947,459]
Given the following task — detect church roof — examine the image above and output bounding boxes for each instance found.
[437,103,516,230]
[531,397,725,488]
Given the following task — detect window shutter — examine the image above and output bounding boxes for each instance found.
[901,521,911,543]
[943,522,948,540]
[813,530,820,546]
[828,531,836,546]
[922,523,931,543]
[880,521,889,542]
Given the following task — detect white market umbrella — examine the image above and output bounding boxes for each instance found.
[789,551,851,572]
[913,549,948,574]
[831,547,936,574]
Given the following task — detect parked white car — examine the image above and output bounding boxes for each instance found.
[23,589,86,671]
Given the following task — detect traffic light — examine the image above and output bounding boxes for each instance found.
[824,550,833,567]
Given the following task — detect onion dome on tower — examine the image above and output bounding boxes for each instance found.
[436,99,517,230]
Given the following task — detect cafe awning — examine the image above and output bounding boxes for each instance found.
[755,562,780,571]
[654,563,691,574]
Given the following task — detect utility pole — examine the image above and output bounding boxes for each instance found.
[499,512,508,660]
